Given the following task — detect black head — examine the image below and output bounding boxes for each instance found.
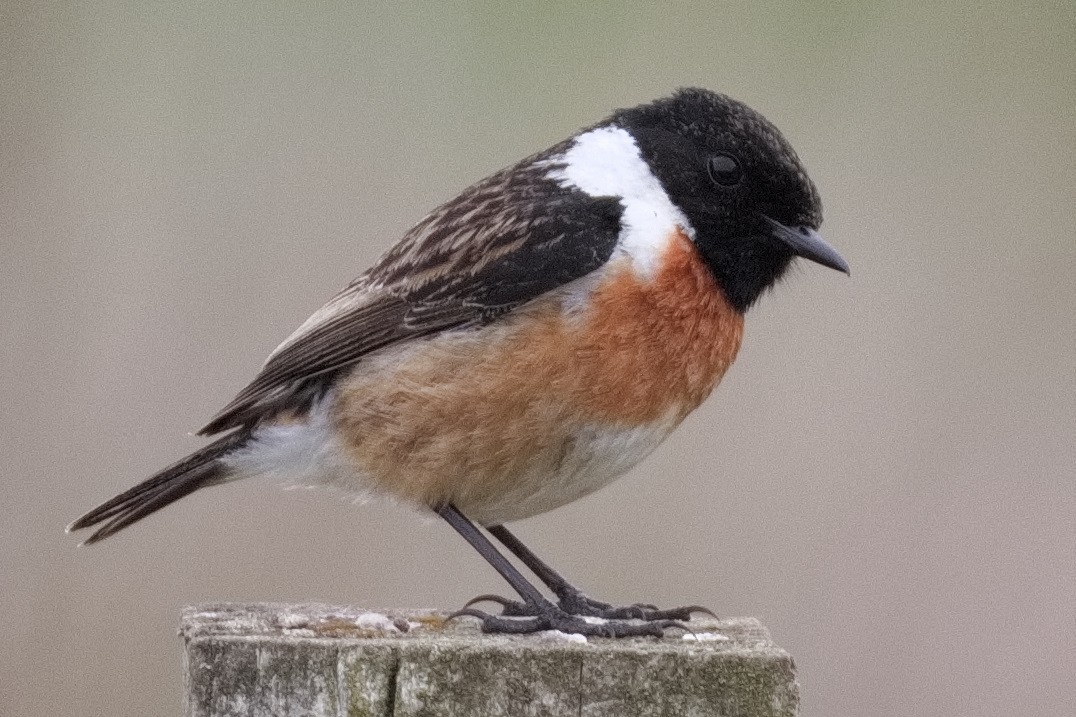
[610,88,848,312]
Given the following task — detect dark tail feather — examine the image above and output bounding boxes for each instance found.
[67,430,250,545]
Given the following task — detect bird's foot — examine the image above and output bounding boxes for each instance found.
[557,589,716,621]
[464,591,715,622]
[448,600,690,637]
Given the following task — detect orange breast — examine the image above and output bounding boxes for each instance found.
[564,226,744,423]
[330,226,743,513]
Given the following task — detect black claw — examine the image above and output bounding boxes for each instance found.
[463,594,507,609]
[656,620,696,637]
[445,607,494,623]
[462,593,532,616]
[448,607,543,634]
[621,605,714,621]
[463,594,515,610]
[683,605,719,620]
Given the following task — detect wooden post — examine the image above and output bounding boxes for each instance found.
[181,603,798,717]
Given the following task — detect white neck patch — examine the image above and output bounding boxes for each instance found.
[542,125,695,275]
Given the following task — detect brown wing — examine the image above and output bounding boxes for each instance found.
[199,159,623,436]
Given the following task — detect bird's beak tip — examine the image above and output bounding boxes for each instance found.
[762,215,849,276]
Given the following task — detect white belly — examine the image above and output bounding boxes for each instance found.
[456,413,680,525]
[223,402,679,526]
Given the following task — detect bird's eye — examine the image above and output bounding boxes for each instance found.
[707,154,743,186]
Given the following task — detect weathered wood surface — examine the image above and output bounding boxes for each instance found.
[181,603,798,717]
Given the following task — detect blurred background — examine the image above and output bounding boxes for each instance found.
[2,2,1072,715]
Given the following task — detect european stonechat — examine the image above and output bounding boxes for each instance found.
[69,88,848,637]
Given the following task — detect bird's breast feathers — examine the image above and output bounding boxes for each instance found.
[322,225,742,522]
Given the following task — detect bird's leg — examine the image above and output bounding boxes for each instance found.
[439,505,684,637]
[483,523,715,622]
[437,505,547,609]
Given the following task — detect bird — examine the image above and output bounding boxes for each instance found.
[68,88,848,638]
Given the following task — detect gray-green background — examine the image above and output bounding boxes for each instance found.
[2,2,1073,715]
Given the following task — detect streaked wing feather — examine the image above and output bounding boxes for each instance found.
[200,156,623,436]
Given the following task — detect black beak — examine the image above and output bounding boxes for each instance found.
[761,215,850,275]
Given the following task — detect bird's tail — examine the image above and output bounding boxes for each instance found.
[67,430,251,545]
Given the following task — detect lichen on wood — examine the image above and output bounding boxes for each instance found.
[182,603,798,717]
